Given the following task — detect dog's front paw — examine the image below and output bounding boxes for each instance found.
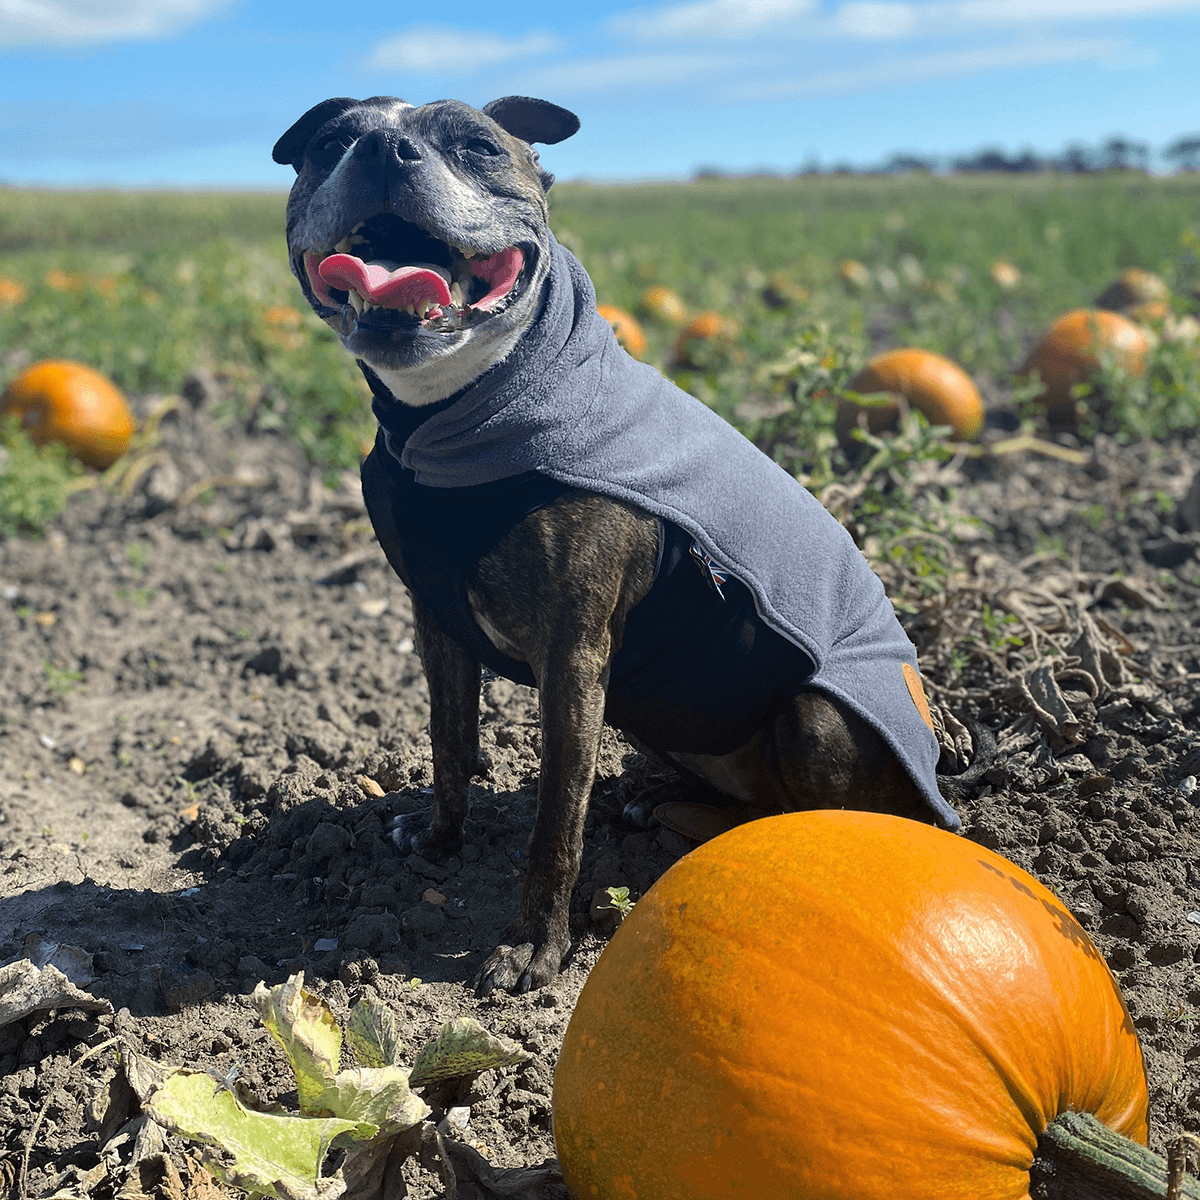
[388,811,464,859]
[475,937,569,997]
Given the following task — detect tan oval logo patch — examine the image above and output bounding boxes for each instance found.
[903,662,935,732]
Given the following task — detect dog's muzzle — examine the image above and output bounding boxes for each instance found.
[300,212,530,333]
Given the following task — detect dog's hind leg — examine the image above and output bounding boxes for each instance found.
[667,689,932,824]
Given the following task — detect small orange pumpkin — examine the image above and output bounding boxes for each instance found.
[553,810,1148,1200]
[673,310,738,369]
[1020,308,1150,412]
[1,359,136,469]
[761,273,810,309]
[637,285,688,325]
[838,347,984,444]
[989,260,1022,290]
[837,259,871,290]
[0,276,26,306]
[1094,268,1170,323]
[597,303,647,360]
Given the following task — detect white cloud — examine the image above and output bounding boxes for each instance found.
[949,0,1200,21]
[610,0,816,41]
[368,27,562,74]
[608,0,1200,45]
[0,0,229,46]
[722,36,1133,100]
[834,3,918,37]
[828,0,1200,38]
[520,50,740,93]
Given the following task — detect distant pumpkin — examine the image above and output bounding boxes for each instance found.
[761,273,810,310]
[673,311,738,368]
[0,276,26,306]
[597,304,647,359]
[1020,309,1150,414]
[838,347,984,445]
[838,259,872,290]
[989,261,1022,290]
[1094,268,1170,323]
[1,359,136,469]
[637,285,688,325]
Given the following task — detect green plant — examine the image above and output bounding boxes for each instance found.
[0,416,85,536]
[601,886,634,920]
[130,973,527,1200]
[44,661,84,696]
[979,604,1025,652]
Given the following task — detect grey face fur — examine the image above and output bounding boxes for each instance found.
[274,96,578,394]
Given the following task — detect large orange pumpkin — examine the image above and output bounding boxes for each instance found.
[1,359,136,469]
[839,347,984,444]
[597,304,648,360]
[553,811,1147,1200]
[1020,309,1150,411]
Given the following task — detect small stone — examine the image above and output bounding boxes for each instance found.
[358,598,389,618]
[1179,775,1198,798]
[1187,912,1200,927]
[422,888,447,906]
[357,774,386,797]
[68,757,86,775]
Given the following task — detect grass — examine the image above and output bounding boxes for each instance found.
[1,173,1198,541]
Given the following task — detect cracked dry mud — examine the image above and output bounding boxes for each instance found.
[1,375,1199,1198]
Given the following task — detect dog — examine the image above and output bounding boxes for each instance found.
[273,95,981,996]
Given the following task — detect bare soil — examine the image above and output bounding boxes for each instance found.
[2,374,1199,1198]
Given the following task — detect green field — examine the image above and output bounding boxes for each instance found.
[1,172,1198,492]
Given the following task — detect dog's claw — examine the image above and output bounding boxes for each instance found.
[389,810,464,859]
[621,797,657,832]
[388,812,424,855]
[475,939,568,996]
[475,943,536,997]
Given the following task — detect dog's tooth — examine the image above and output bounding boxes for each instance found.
[334,236,353,254]
[348,290,365,314]
[450,282,465,307]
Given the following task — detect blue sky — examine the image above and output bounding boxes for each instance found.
[1,0,1199,187]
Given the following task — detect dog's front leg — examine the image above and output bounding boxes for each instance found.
[476,647,608,996]
[393,596,481,859]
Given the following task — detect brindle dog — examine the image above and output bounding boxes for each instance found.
[273,95,986,995]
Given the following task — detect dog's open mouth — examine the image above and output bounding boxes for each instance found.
[302,213,527,331]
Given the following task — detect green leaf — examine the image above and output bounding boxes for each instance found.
[253,973,342,1115]
[345,997,403,1069]
[139,1061,365,1200]
[317,1067,430,1138]
[408,1018,530,1089]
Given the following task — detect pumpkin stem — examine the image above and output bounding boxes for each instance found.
[1032,1112,1200,1199]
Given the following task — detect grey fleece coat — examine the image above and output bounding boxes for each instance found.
[381,234,958,829]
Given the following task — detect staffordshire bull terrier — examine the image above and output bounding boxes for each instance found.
[273,95,982,995]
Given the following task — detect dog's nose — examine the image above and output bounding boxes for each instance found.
[356,128,422,163]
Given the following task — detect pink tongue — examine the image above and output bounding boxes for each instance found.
[470,247,524,311]
[318,254,451,308]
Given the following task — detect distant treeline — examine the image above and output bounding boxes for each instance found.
[694,135,1200,179]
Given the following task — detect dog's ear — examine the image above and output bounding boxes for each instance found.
[482,97,580,146]
[273,98,361,169]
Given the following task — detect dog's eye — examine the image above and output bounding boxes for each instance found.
[461,138,501,158]
[313,132,352,159]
